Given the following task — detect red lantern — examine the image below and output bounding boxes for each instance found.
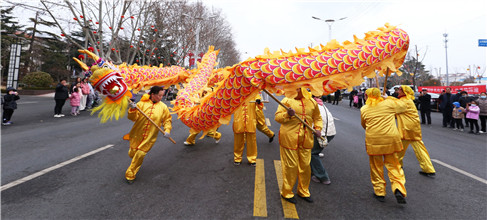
[80,15,83,18]
[109,27,112,29]
[154,29,158,32]
[60,33,65,37]
[96,22,99,24]
[97,41,100,44]
[137,28,140,31]
[131,16,134,19]
[120,27,124,30]
[73,18,78,21]
[146,49,150,52]
[130,45,134,48]
[121,15,125,18]
[116,50,119,53]
[111,48,115,51]
[89,20,92,22]
[93,31,97,34]
[151,25,154,28]
[140,41,143,44]
[154,48,158,50]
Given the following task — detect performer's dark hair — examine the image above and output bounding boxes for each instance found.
[149,86,164,95]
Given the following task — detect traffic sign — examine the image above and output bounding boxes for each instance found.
[479,39,487,47]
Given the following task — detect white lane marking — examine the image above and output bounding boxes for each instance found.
[1,144,114,191]
[432,159,487,184]
[18,101,38,104]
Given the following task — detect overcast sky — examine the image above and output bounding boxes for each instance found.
[9,0,486,76]
[204,0,486,76]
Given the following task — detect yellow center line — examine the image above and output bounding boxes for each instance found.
[274,160,299,219]
[253,159,267,217]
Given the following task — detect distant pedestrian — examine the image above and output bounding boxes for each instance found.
[439,87,453,128]
[2,87,20,125]
[349,89,358,108]
[333,90,341,105]
[54,79,69,118]
[465,100,480,134]
[69,87,81,116]
[418,88,432,125]
[478,92,487,133]
[459,91,471,127]
[357,89,365,108]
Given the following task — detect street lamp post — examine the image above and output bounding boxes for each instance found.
[312,16,347,41]
[443,33,449,86]
[182,13,216,68]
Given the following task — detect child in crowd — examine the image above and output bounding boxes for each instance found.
[465,100,480,134]
[451,102,465,131]
[69,87,81,116]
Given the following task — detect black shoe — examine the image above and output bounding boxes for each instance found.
[269,134,275,143]
[394,190,407,204]
[374,193,385,202]
[126,179,135,185]
[281,195,297,204]
[419,171,436,177]
[250,162,256,167]
[298,195,314,203]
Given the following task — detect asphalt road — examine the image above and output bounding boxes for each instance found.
[1,94,486,219]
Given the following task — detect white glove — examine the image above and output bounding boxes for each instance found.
[163,132,170,138]
[381,94,388,99]
[129,102,137,109]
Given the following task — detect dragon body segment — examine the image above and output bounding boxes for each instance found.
[79,24,409,131]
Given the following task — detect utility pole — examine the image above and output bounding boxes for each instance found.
[443,33,449,86]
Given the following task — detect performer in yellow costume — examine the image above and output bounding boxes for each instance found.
[125,86,172,184]
[275,88,322,204]
[360,88,407,204]
[233,96,259,166]
[395,85,436,177]
[184,87,221,146]
[255,94,275,142]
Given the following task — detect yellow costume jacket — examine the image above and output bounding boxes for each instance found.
[233,98,257,133]
[396,97,422,141]
[275,97,322,150]
[127,100,172,152]
[360,98,406,155]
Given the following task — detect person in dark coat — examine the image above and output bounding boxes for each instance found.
[54,79,69,118]
[439,87,454,128]
[418,88,432,125]
[2,87,20,125]
[333,90,341,105]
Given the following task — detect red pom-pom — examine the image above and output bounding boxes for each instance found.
[93,31,97,34]
[131,16,134,19]
[96,22,99,24]
[78,54,85,59]
[130,45,134,48]
[60,33,65,37]
[137,28,140,31]
[120,27,124,30]
[109,27,112,29]
[80,15,83,18]
[73,18,78,21]
[121,15,125,18]
[111,48,115,51]
[88,47,94,52]
[154,29,157,32]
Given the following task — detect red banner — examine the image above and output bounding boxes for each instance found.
[418,85,486,94]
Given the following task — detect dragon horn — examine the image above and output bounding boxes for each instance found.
[78,49,100,61]
[73,57,89,71]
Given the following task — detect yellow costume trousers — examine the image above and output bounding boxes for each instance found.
[280,146,312,198]
[369,153,407,197]
[233,132,257,163]
[397,140,436,173]
[185,128,221,145]
[125,148,148,180]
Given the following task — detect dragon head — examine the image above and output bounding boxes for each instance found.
[89,67,128,102]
